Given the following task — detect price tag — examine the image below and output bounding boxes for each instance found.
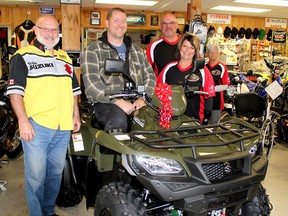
[72,133,84,152]
[265,80,283,100]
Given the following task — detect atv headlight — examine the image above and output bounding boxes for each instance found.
[136,155,186,176]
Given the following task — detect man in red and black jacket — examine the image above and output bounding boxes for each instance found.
[146,13,181,77]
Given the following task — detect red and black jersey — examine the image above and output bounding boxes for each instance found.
[158,61,215,121]
[146,35,180,77]
[206,62,230,110]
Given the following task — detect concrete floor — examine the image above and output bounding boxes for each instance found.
[0,143,287,216]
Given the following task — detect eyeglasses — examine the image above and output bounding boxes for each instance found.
[161,21,177,26]
[209,51,219,54]
[36,26,59,33]
[111,18,127,24]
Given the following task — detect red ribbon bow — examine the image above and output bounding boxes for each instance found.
[155,83,173,128]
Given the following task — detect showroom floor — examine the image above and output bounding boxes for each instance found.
[0,142,287,216]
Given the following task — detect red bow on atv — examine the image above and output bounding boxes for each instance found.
[155,83,173,128]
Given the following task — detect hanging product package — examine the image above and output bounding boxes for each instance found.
[189,13,207,57]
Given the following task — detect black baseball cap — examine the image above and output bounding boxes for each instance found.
[224,26,231,38]
[245,28,252,39]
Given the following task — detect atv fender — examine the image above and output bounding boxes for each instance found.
[95,131,144,154]
[63,155,76,185]
[85,156,99,208]
[85,154,123,208]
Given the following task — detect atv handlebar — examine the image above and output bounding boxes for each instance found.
[184,85,208,95]
[105,86,145,100]
[192,91,208,95]
[108,93,140,99]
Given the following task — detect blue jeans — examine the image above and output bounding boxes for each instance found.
[22,118,70,216]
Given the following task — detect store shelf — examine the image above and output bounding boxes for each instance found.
[250,39,271,62]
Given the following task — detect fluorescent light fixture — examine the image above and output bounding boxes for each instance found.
[211,6,271,13]
[234,0,288,7]
[95,0,158,6]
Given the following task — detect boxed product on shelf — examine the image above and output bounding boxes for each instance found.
[219,49,237,65]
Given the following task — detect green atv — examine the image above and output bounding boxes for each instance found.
[56,59,272,216]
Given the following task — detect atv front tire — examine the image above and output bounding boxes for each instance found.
[240,184,272,216]
[94,182,147,216]
[56,184,83,207]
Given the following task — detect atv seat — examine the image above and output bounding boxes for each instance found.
[234,92,266,118]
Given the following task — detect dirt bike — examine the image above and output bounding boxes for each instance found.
[263,58,288,144]
[220,57,285,158]
[56,59,272,216]
[0,78,23,161]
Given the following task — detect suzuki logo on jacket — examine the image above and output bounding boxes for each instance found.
[28,61,54,70]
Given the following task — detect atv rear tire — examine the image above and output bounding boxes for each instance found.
[94,182,147,216]
[56,184,83,207]
[241,184,272,216]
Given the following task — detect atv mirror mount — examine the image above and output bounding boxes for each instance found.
[104,59,124,74]
[184,58,205,86]
[104,59,136,87]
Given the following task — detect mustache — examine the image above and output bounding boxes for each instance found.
[37,36,60,49]
[44,36,59,40]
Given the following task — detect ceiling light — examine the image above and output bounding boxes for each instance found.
[95,0,158,6]
[211,6,271,13]
[234,0,288,7]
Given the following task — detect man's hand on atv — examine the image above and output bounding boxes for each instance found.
[133,98,146,110]
[132,98,146,116]
[114,99,136,115]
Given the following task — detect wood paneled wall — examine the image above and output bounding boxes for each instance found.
[0,5,279,30]
[81,8,187,31]
[61,4,81,51]
[0,5,285,38]
[0,6,13,25]
[0,5,61,30]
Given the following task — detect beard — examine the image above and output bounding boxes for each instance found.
[37,34,60,50]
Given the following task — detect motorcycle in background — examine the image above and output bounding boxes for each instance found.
[220,59,285,157]
[264,58,288,144]
[0,68,22,161]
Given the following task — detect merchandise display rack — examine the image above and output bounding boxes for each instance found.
[250,39,271,62]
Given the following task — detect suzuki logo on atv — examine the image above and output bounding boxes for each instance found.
[29,61,54,70]
[223,161,232,174]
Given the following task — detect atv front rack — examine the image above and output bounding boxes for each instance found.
[129,121,260,158]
